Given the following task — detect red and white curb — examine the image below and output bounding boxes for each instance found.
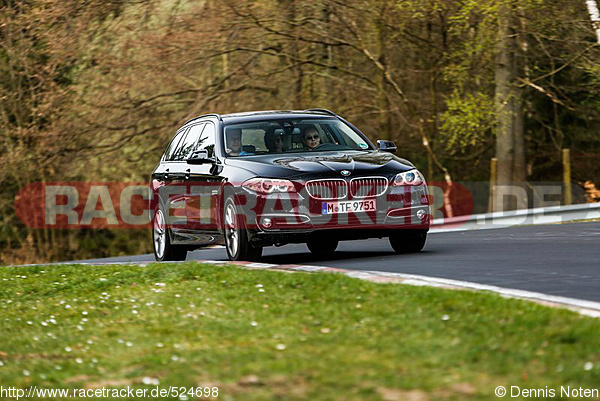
[22,259,600,318]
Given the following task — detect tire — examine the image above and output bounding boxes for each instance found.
[306,237,339,256]
[389,229,427,254]
[224,197,263,261]
[153,207,188,261]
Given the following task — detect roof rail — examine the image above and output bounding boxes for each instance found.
[183,113,222,126]
[304,108,337,117]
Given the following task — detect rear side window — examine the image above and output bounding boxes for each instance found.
[171,123,205,161]
[193,122,216,158]
[163,127,189,161]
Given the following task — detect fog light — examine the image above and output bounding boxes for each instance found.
[416,209,425,220]
[262,218,272,228]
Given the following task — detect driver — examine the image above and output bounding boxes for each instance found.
[226,128,251,156]
[303,127,321,150]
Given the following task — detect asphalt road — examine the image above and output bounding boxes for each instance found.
[79,221,600,302]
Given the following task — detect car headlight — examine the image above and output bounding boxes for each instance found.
[242,178,296,194]
[392,169,425,186]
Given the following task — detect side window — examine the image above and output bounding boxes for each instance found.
[171,123,204,161]
[193,122,216,158]
[164,128,189,161]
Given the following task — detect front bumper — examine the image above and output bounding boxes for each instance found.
[240,184,431,245]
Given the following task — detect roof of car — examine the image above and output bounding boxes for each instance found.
[184,110,339,126]
[222,110,338,124]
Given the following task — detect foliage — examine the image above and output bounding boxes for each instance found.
[1,0,600,262]
[440,91,495,151]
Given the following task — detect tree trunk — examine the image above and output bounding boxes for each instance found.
[494,0,524,211]
[279,0,303,108]
[513,7,528,208]
[376,3,390,140]
[317,3,332,107]
[586,0,600,44]
[513,91,526,183]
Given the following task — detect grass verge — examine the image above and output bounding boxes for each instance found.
[0,262,599,400]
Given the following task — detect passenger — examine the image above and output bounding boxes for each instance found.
[303,127,321,150]
[264,130,284,153]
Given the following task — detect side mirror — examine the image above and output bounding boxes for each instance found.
[377,140,397,154]
[187,149,213,165]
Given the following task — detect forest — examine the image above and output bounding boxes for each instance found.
[1,0,600,263]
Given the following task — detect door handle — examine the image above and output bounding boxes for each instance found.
[164,168,169,180]
[185,169,191,180]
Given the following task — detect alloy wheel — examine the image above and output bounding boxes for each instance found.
[225,202,239,257]
[153,208,166,259]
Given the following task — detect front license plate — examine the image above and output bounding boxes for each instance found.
[322,199,376,214]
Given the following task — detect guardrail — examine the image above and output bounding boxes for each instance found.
[432,202,600,232]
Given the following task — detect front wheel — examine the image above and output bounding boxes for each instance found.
[224,198,263,261]
[153,207,188,261]
[389,230,427,254]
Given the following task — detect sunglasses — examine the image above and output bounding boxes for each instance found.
[306,135,319,141]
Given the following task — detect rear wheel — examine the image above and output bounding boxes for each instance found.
[307,237,339,256]
[153,207,188,261]
[389,230,427,254]
[224,198,263,261]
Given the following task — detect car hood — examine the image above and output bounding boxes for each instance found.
[223,150,417,179]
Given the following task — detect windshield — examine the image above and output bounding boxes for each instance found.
[223,118,372,157]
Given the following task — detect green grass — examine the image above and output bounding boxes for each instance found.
[0,263,599,400]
